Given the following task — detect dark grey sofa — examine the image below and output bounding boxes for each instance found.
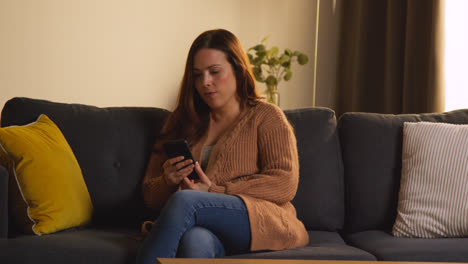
[339,111,468,262]
[1,97,468,263]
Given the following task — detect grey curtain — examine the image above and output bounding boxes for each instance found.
[335,0,445,116]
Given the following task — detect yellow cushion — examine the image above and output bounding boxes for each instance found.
[0,114,93,235]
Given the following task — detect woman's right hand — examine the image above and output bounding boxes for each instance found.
[162,156,195,186]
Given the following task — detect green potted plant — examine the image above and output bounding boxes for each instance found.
[247,36,309,106]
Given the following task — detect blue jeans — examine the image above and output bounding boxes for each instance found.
[136,190,251,263]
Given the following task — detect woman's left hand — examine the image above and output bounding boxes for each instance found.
[179,162,212,192]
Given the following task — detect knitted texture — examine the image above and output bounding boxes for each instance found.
[142,101,309,251]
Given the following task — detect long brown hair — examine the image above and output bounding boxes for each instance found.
[158,29,261,145]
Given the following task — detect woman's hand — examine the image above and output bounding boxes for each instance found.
[180,162,212,192]
[162,156,195,186]
[140,220,154,236]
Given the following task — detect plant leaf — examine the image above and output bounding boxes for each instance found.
[268,57,279,66]
[279,54,290,64]
[268,46,279,58]
[253,66,262,75]
[253,44,266,52]
[247,53,254,64]
[257,50,267,61]
[284,70,292,81]
[265,75,278,86]
[254,55,266,65]
[298,54,309,65]
[252,66,264,82]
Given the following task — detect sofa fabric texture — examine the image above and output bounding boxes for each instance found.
[0,165,7,238]
[0,228,141,264]
[346,230,468,262]
[231,231,376,260]
[1,97,468,263]
[285,108,344,232]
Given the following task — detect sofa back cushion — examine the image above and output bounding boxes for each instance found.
[338,109,468,234]
[285,107,344,231]
[1,97,169,227]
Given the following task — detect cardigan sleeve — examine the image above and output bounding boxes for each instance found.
[142,145,178,211]
[209,106,300,205]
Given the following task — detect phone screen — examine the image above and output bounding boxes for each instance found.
[162,139,199,180]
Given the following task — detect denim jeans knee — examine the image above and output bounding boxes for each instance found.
[176,226,226,258]
[136,190,251,264]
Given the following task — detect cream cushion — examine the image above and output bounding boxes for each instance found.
[393,121,468,238]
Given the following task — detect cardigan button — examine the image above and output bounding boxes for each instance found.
[114,161,121,168]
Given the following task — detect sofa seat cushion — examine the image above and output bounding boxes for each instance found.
[346,230,468,262]
[229,231,376,260]
[0,228,141,264]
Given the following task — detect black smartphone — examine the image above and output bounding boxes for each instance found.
[162,139,199,180]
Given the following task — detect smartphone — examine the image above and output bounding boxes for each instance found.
[162,139,199,180]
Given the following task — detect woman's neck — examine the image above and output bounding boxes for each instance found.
[210,103,242,124]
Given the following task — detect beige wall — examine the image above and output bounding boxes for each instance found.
[0,0,321,111]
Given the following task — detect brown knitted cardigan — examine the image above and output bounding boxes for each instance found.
[142,101,309,251]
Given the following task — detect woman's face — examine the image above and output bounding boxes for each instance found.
[193,48,239,111]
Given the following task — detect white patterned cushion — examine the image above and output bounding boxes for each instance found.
[392,122,468,238]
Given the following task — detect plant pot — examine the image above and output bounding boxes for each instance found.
[265,86,280,106]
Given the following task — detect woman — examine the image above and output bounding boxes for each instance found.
[136,29,308,263]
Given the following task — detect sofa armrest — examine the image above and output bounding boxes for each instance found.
[0,165,8,239]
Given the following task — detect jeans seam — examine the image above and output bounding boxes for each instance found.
[193,202,248,212]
